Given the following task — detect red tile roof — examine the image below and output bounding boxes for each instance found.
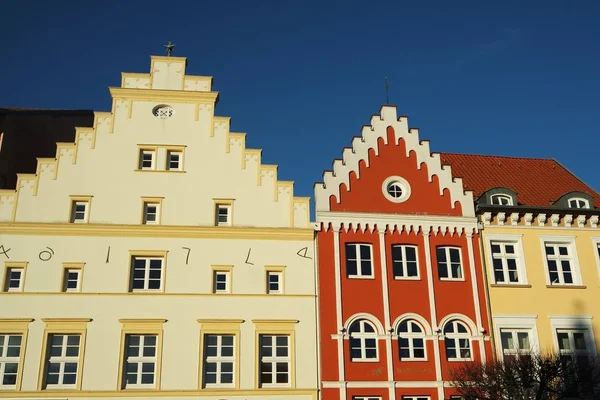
[440,153,600,208]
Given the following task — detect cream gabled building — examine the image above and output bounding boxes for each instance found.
[0,55,317,400]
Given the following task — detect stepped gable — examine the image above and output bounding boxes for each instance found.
[314,105,475,217]
[0,56,310,228]
[440,153,600,208]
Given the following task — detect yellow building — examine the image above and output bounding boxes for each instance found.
[442,153,600,363]
[0,55,317,400]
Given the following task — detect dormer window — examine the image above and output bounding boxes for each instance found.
[568,198,590,209]
[490,194,513,206]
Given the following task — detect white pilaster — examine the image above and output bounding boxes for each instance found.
[422,231,442,383]
[332,225,346,400]
[378,230,396,400]
[466,232,485,363]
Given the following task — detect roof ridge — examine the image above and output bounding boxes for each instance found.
[440,151,554,162]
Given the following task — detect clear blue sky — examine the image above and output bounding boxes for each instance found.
[2,1,599,200]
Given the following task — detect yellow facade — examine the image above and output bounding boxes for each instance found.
[480,212,600,359]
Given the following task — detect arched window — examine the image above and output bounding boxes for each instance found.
[398,320,425,360]
[349,320,378,361]
[444,320,471,361]
[490,194,513,206]
[568,197,590,209]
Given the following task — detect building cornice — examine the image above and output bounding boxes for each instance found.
[316,211,478,232]
[0,223,314,241]
[109,87,219,103]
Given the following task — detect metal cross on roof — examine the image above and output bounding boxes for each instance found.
[164,41,176,57]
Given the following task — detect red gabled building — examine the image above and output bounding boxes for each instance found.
[314,106,493,400]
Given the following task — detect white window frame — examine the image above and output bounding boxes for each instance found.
[215,204,231,227]
[485,234,528,285]
[258,334,290,388]
[267,271,282,294]
[3,268,24,292]
[70,201,89,223]
[345,243,374,279]
[130,256,164,292]
[43,334,81,389]
[397,320,426,361]
[391,244,419,280]
[139,149,156,170]
[166,151,182,171]
[354,397,383,400]
[443,320,472,361]
[539,236,582,286]
[490,194,513,206]
[402,397,430,400]
[568,197,590,209]
[123,334,158,389]
[499,328,533,361]
[550,316,597,361]
[0,334,22,389]
[348,320,379,362]
[62,269,81,292]
[202,334,235,388]
[213,270,230,294]
[592,238,600,280]
[436,246,463,281]
[143,202,160,225]
[493,315,540,360]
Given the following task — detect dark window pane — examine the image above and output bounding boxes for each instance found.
[150,259,162,268]
[561,260,572,272]
[405,246,417,261]
[563,272,573,284]
[558,246,568,256]
[361,261,372,276]
[148,280,161,289]
[222,373,233,383]
[450,249,460,263]
[391,246,402,261]
[414,348,425,358]
[347,261,357,276]
[365,348,377,358]
[141,373,154,384]
[491,244,501,254]
[407,262,418,276]
[505,245,515,254]
[547,260,557,272]
[360,245,371,260]
[142,363,155,373]
[345,244,356,259]
[545,246,555,255]
[494,270,505,283]
[436,248,447,262]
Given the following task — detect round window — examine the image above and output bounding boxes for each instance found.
[152,105,174,119]
[382,176,411,203]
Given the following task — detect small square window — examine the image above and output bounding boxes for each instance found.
[4,268,24,292]
[213,270,230,294]
[143,202,160,225]
[63,269,81,292]
[139,150,156,170]
[267,272,282,294]
[216,205,231,226]
[70,201,89,223]
[166,151,182,171]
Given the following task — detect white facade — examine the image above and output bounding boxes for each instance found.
[0,56,317,400]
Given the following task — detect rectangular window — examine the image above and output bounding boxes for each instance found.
[267,271,282,294]
[143,202,160,224]
[70,201,88,223]
[4,268,24,292]
[215,204,231,226]
[0,334,22,388]
[166,151,182,171]
[202,334,234,387]
[391,244,419,279]
[346,243,373,278]
[213,270,230,294]
[130,256,163,291]
[259,334,290,387]
[437,247,463,280]
[544,243,577,285]
[123,334,157,388]
[43,334,81,389]
[139,149,156,170]
[62,269,81,292]
[491,242,521,283]
[500,329,531,363]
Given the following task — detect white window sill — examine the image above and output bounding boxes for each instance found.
[491,283,531,288]
[447,358,473,362]
[347,275,375,280]
[439,278,465,282]
[351,358,379,363]
[546,284,587,289]
[260,383,291,388]
[399,357,428,362]
[135,169,186,173]
[122,384,158,390]
[393,276,421,281]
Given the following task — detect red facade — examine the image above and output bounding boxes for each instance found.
[315,107,493,400]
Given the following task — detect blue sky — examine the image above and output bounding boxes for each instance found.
[2,1,599,200]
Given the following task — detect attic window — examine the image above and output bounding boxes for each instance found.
[568,198,590,209]
[382,176,411,203]
[490,194,513,206]
[152,105,174,119]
